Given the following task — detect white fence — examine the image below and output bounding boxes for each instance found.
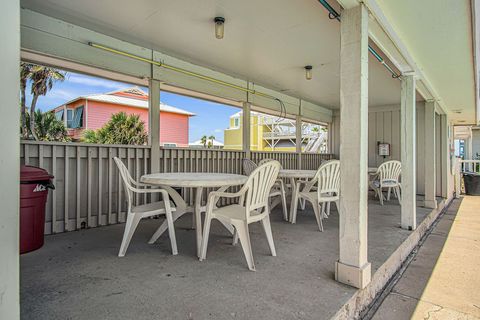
[21,141,333,234]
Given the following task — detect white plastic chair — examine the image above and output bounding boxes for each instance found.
[370,160,402,205]
[200,161,281,271]
[290,160,340,231]
[243,158,288,221]
[114,157,178,257]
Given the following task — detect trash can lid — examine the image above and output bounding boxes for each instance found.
[20,165,53,183]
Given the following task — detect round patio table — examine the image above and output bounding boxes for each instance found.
[141,172,248,257]
[278,169,316,221]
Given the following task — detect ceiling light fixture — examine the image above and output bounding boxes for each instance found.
[305,65,313,80]
[214,17,225,39]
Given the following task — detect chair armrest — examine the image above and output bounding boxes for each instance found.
[130,187,170,200]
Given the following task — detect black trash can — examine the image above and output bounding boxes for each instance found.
[463,172,480,196]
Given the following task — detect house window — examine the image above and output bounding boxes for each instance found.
[55,109,64,121]
[234,117,240,128]
[67,106,84,129]
[66,109,74,128]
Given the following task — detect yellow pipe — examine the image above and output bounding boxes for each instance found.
[89,42,279,101]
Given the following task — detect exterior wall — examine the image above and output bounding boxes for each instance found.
[0,0,20,318]
[333,102,451,196]
[159,112,189,146]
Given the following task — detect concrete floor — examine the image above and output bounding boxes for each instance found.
[372,197,480,320]
[21,196,433,320]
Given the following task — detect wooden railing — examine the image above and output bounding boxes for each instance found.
[459,160,480,173]
[20,141,333,234]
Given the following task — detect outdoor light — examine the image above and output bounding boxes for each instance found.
[305,65,313,80]
[214,17,225,39]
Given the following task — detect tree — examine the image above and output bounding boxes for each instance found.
[20,64,66,140]
[82,112,148,145]
[200,135,207,148]
[24,110,71,142]
[208,135,215,148]
[20,63,34,138]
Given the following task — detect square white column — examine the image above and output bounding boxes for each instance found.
[401,74,417,230]
[148,79,161,173]
[335,4,371,289]
[296,114,302,169]
[424,101,437,208]
[0,0,20,318]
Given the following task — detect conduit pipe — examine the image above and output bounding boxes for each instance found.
[318,0,400,78]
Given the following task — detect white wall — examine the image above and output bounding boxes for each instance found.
[0,0,20,318]
[333,102,448,197]
[473,129,480,158]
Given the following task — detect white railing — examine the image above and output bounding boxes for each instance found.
[21,141,333,234]
[459,160,480,173]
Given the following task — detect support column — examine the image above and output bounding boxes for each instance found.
[296,115,302,169]
[424,101,437,208]
[401,74,417,230]
[149,79,161,173]
[440,115,451,198]
[242,102,251,158]
[335,4,371,289]
[0,0,20,318]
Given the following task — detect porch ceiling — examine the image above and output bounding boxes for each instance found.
[20,0,401,109]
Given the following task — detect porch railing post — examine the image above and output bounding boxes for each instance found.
[400,74,417,230]
[242,102,251,159]
[149,79,161,173]
[296,114,302,169]
[336,3,371,289]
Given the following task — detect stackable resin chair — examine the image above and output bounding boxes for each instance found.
[243,158,288,221]
[370,160,402,205]
[290,160,340,231]
[114,157,178,257]
[200,161,281,271]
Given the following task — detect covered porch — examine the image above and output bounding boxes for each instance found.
[21,197,442,320]
[1,0,478,319]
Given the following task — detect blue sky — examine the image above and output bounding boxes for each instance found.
[25,71,240,143]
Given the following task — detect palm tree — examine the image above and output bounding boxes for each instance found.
[20,63,34,138]
[208,135,215,148]
[200,135,208,148]
[25,110,71,142]
[27,65,66,139]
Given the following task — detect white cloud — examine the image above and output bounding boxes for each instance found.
[46,89,76,101]
[67,74,125,89]
[214,128,223,133]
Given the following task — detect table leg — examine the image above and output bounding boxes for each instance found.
[288,177,297,222]
[148,185,189,244]
[194,187,203,258]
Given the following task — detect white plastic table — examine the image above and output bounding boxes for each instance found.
[141,172,248,257]
[278,170,316,221]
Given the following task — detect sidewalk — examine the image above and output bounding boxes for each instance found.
[371,197,480,320]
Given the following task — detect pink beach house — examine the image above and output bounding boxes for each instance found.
[51,87,194,146]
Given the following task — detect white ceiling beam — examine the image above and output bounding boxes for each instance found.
[471,0,480,125]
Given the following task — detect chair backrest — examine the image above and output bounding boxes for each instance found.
[114,157,135,207]
[258,158,283,169]
[242,158,258,176]
[315,160,341,195]
[244,161,281,218]
[377,160,401,183]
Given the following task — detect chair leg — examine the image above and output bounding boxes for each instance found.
[312,203,324,232]
[261,214,276,256]
[300,198,306,211]
[379,187,384,206]
[290,189,300,224]
[165,211,178,255]
[387,187,392,201]
[234,221,255,271]
[118,213,142,257]
[279,182,288,221]
[395,186,402,205]
[199,215,213,261]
